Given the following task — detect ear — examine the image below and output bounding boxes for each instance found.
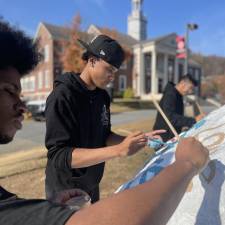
[89,57,97,68]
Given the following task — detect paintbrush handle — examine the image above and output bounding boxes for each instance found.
[152,98,179,139]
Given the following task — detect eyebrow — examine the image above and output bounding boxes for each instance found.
[5,82,21,92]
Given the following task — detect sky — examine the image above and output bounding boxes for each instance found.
[1,0,225,56]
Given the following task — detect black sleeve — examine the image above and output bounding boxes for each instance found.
[45,86,78,171]
[162,92,196,128]
[0,198,76,225]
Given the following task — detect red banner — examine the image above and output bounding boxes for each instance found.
[176,36,186,59]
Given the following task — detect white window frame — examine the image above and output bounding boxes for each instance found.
[44,45,49,62]
[38,71,43,89]
[28,76,35,92]
[44,70,51,88]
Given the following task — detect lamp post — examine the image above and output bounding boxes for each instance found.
[184,23,198,75]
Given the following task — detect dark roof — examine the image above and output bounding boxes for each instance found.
[95,26,138,48]
[42,22,137,50]
[42,22,95,42]
[42,22,71,40]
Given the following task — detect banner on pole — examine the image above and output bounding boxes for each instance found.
[176,35,186,59]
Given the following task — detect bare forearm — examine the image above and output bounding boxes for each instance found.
[71,145,121,168]
[66,160,196,225]
[71,132,145,168]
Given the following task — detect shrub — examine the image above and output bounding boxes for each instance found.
[123,88,134,99]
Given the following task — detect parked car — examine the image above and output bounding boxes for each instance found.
[26,100,46,121]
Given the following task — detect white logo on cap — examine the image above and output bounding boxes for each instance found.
[100,50,106,56]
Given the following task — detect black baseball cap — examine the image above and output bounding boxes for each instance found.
[77,35,125,69]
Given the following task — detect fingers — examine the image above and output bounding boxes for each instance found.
[150,135,162,140]
[130,131,143,137]
[133,134,147,142]
[145,130,166,137]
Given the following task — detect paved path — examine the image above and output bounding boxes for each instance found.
[0,110,156,154]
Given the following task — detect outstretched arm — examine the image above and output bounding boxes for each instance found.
[66,137,209,225]
[72,130,166,168]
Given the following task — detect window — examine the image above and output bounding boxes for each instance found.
[157,54,164,74]
[38,71,43,89]
[27,76,35,91]
[44,45,49,62]
[44,70,51,88]
[158,78,163,93]
[21,76,35,92]
[24,77,29,91]
[144,53,152,93]
[168,56,175,82]
[119,75,127,91]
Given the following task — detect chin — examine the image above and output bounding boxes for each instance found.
[0,134,13,144]
[97,84,107,89]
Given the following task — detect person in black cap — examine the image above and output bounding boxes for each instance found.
[45,34,165,203]
[153,74,205,142]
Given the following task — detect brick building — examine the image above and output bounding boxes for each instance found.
[21,22,136,101]
[21,0,202,101]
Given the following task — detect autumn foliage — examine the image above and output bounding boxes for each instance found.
[61,15,133,73]
[61,14,85,73]
[201,75,225,102]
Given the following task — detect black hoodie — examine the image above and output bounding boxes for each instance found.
[153,82,196,141]
[45,72,111,196]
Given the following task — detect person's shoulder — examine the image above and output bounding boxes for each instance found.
[163,82,177,96]
[47,84,77,108]
[98,89,110,104]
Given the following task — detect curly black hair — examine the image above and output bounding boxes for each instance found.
[179,74,198,87]
[82,51,100,61]
[0,18,40,76]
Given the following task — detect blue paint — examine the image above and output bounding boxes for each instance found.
[139,166,164,184]
[154,158,164,164]
[194,119,206,130]
[147,138,166,150]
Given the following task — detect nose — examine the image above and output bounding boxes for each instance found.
[108,73,115,82]
[17,99,27,114]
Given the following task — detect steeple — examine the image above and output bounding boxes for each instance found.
[128,0,147,41]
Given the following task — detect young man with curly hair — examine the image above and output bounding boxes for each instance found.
[0,18,209,225]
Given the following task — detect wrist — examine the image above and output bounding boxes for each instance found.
[111,143,124,158]
[175,160,199,176]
